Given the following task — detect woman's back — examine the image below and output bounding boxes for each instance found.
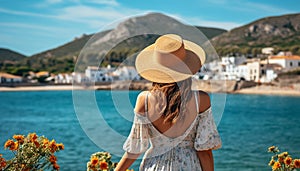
[134,90,211,139]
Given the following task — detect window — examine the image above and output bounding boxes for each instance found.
[290,62,293,67]
[298,62,300,66]
[261,69,265,74]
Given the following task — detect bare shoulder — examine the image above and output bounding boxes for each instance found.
[134,91,149,115]
[196,90,211,113]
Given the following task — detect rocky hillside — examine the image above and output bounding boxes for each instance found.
[212,13,300,55]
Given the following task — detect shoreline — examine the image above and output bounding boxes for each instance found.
[234,85,300,96]
[1,84,300,96]
[0,85,84,91]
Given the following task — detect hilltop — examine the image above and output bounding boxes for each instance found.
[0,48,26,62]
[211,13,300,56]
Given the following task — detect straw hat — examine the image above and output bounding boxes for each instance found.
[135,34,206,83]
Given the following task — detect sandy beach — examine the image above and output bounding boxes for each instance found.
[235,85,300,96]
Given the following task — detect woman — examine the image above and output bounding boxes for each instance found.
[115,34,221,171]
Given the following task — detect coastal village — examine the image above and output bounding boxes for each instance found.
[0,47,300,91]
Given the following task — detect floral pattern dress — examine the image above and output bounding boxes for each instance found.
[123,92,222,171]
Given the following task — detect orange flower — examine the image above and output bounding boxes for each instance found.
[272,161,281,170]
[4,140,18,151]
[11,142,19,151]
[43,138,49,148]
[268,146,276,152]
[294,159,300,168]
[278,156,284,163]
[53,163,60,170]
[56,143,64,150]
[33,141,40,148]
[269,159,275,166]
[49,155,57,164]
[99,161,108,170]
[13,135,25,144]
[90,157,98,166]
[4,140,14,149]
[29,133,38,142]
[49,140,57,153]
[284,156,292,165]
[0,155,6,169]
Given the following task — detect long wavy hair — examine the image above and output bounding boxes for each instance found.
[150,77,192,124]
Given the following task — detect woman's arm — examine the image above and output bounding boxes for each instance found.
[197,150,214,171]
[114,152,140,171]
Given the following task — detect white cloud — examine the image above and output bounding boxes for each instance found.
[166,13,241,30]
[243,1,296,14]
[46,0,63,4]
[54,5,145,28]
[208,0,295,15]
[0,5,144,29]
[0,22,65,32]
[0,7,52,18]
[87,0,119,6]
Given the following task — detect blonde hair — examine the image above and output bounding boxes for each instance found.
[150,78,192,124]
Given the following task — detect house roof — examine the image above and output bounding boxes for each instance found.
[36,71,49,77]
[0,72,22,79]
[269,55,300,60]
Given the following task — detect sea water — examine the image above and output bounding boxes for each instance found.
[0,90,300,170]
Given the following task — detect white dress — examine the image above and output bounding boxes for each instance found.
[123,91,222,171]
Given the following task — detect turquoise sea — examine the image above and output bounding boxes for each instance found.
[1,90,300,171]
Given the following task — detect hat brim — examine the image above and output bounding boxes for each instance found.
[135,39,206,83]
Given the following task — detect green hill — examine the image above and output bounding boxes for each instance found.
[211,13,300,56]
[0,48,26,62]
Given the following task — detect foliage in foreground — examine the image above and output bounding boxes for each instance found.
[268,146,300,171]
[0,133,64,171]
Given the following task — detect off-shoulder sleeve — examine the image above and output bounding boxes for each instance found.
[123,113,150,154]
[194,108,222,151]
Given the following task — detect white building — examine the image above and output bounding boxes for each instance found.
[55,73,74,84]
[268,55,300,70]
[112,66,140,81]
[211,56,281,83]
[72,72,89,84]
[220,56,247,80]
[85,66,114,82]
[246,59,282,83]
[246,60,263,82]
[0,72,22,83]
[235,64,248,80]
[262,47,274,55]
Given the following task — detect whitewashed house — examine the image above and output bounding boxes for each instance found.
[268,55,300,71]
[55,73,74,84]
[220,56,247,80]
[113,66,140,81]
[72,72,89,84]
[262,47,274,55]
[235,64,248,80]
[85,66,114,82]
[0,72,22,83]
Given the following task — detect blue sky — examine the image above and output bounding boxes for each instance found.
[0,0,299,56]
